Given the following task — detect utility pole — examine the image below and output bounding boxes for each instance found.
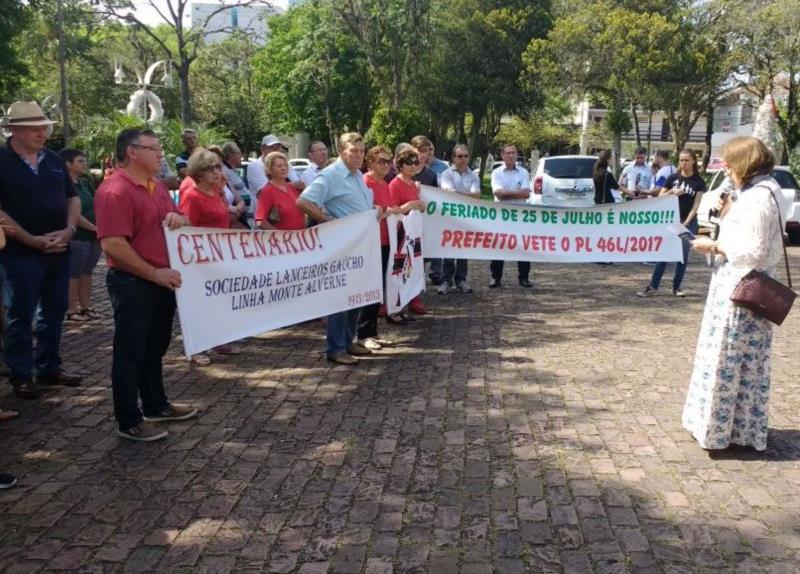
[56,0,70,144]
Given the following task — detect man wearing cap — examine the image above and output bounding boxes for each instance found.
[247,134,305,196]
[0,101,83,398]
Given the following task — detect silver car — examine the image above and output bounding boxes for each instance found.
[530,155,598,206]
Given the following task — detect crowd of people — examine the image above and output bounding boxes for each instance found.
[0,99,789,488]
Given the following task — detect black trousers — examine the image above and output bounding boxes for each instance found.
[107,269,175,429]
[358,245,390,339]
[490,260,531,281]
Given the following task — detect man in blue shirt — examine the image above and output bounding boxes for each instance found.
[0,101,82,398]
[297,132,378,365]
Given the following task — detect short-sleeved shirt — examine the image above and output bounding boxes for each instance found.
[365,174,392,246]
[430,158,449,176]
[653,164,677,189]
[413,166,438,187]
[299,159,373,219]
[223,164,248,194]
[664,172,706,222]
[300,164,324,187]
[619,163,652,192]
[175,149,191,173]
[0,139,77,257]
[389,177,419,207]
[95,169,182,270]
[439,167,481,194]
[491,165,530,204]
[180,184,230,229]
[255,183,306,230]
[74,177,97,241]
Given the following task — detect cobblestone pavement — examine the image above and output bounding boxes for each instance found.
[1,248,799,574]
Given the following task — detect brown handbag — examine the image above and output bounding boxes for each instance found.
[729,188,796,325]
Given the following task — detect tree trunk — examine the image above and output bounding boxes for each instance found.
[612,130,622,176]
[456,113,466,144]
[631,101,641,149]
[646,109,653,155]
[179,61,192,124]
[469,109,484,180]
[56,0,70,144]
[702,99,714,172]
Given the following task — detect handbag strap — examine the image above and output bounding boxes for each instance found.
[764,187,793,289]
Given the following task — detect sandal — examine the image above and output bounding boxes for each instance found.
[212,344,239,355]
[386,314,407,325]
[81,308,101,320]
[0,409,19,422]
[190,353,212,365]
[66,311,90,322]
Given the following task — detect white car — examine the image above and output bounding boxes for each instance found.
[530,155,598,206]
[289,158,311,177]
[698,166,799,242]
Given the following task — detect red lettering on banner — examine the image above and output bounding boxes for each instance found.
[268,234,283,256]
[252,232,268,257]
[239,233,255,258]
[191,234,210,264]
[441,230,453,246]
[207,234,224,261]
[452,231,464,248]
[222,232,238,260]
[177,234,193,264]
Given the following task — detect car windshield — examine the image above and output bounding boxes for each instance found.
[773,170,799,190]
[544,158,595,179]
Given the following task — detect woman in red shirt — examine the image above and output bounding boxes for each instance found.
[255,152,306,230]
[358,146,400,346]
[387,147,427,322]
[180,148,237,362]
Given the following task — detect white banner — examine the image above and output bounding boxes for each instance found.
[420,186,683,263]
[165,210,383,357]
[385,210,425,314]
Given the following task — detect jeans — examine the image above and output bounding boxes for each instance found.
[490,260,531,282]
[107,269,175,429]
[441,259,469,286]
[427,259,443,284]
[3,252,69,378]
[650,220,697,292]
[327,308,361,355]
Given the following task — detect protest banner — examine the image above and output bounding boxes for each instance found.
[386,210,425,314]
[420,186,683,263]
[165,210,383,357]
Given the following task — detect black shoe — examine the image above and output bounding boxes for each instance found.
[0,472,18,490]
[489,278,501,288]
[519,279,533,288]
[11,376,40,399]
[142,404,198,423]
[37,370,82,387]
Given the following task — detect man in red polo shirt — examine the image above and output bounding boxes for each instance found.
[95,128,198,442]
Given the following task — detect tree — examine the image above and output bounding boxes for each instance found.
[96,0,271,123]
[192,31,267,154]
[252,0,371,144]
[720,0,800,161]
[0,0,30,103]
[337,0,433,110]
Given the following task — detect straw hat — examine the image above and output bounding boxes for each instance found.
[0,101,55,127]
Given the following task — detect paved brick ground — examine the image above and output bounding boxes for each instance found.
[1,248,799,573]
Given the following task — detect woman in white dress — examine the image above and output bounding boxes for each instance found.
[683,136,785,451]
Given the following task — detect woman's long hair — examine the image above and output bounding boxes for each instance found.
[593,150,612,180]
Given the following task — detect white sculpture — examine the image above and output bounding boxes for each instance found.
[126,89,164,122]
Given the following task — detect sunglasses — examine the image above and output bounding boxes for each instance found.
[402,158,420,166]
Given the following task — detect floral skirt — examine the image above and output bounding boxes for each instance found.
[682,261,774,451]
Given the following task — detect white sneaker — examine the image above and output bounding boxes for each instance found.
[437,282,449,295]
[457,281,472,293]
[360,338,382,351]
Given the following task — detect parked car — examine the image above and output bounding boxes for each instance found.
[705,157,725,173]
[530,155,598,207]
[697,166,799,243]
[289,158,311,178]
